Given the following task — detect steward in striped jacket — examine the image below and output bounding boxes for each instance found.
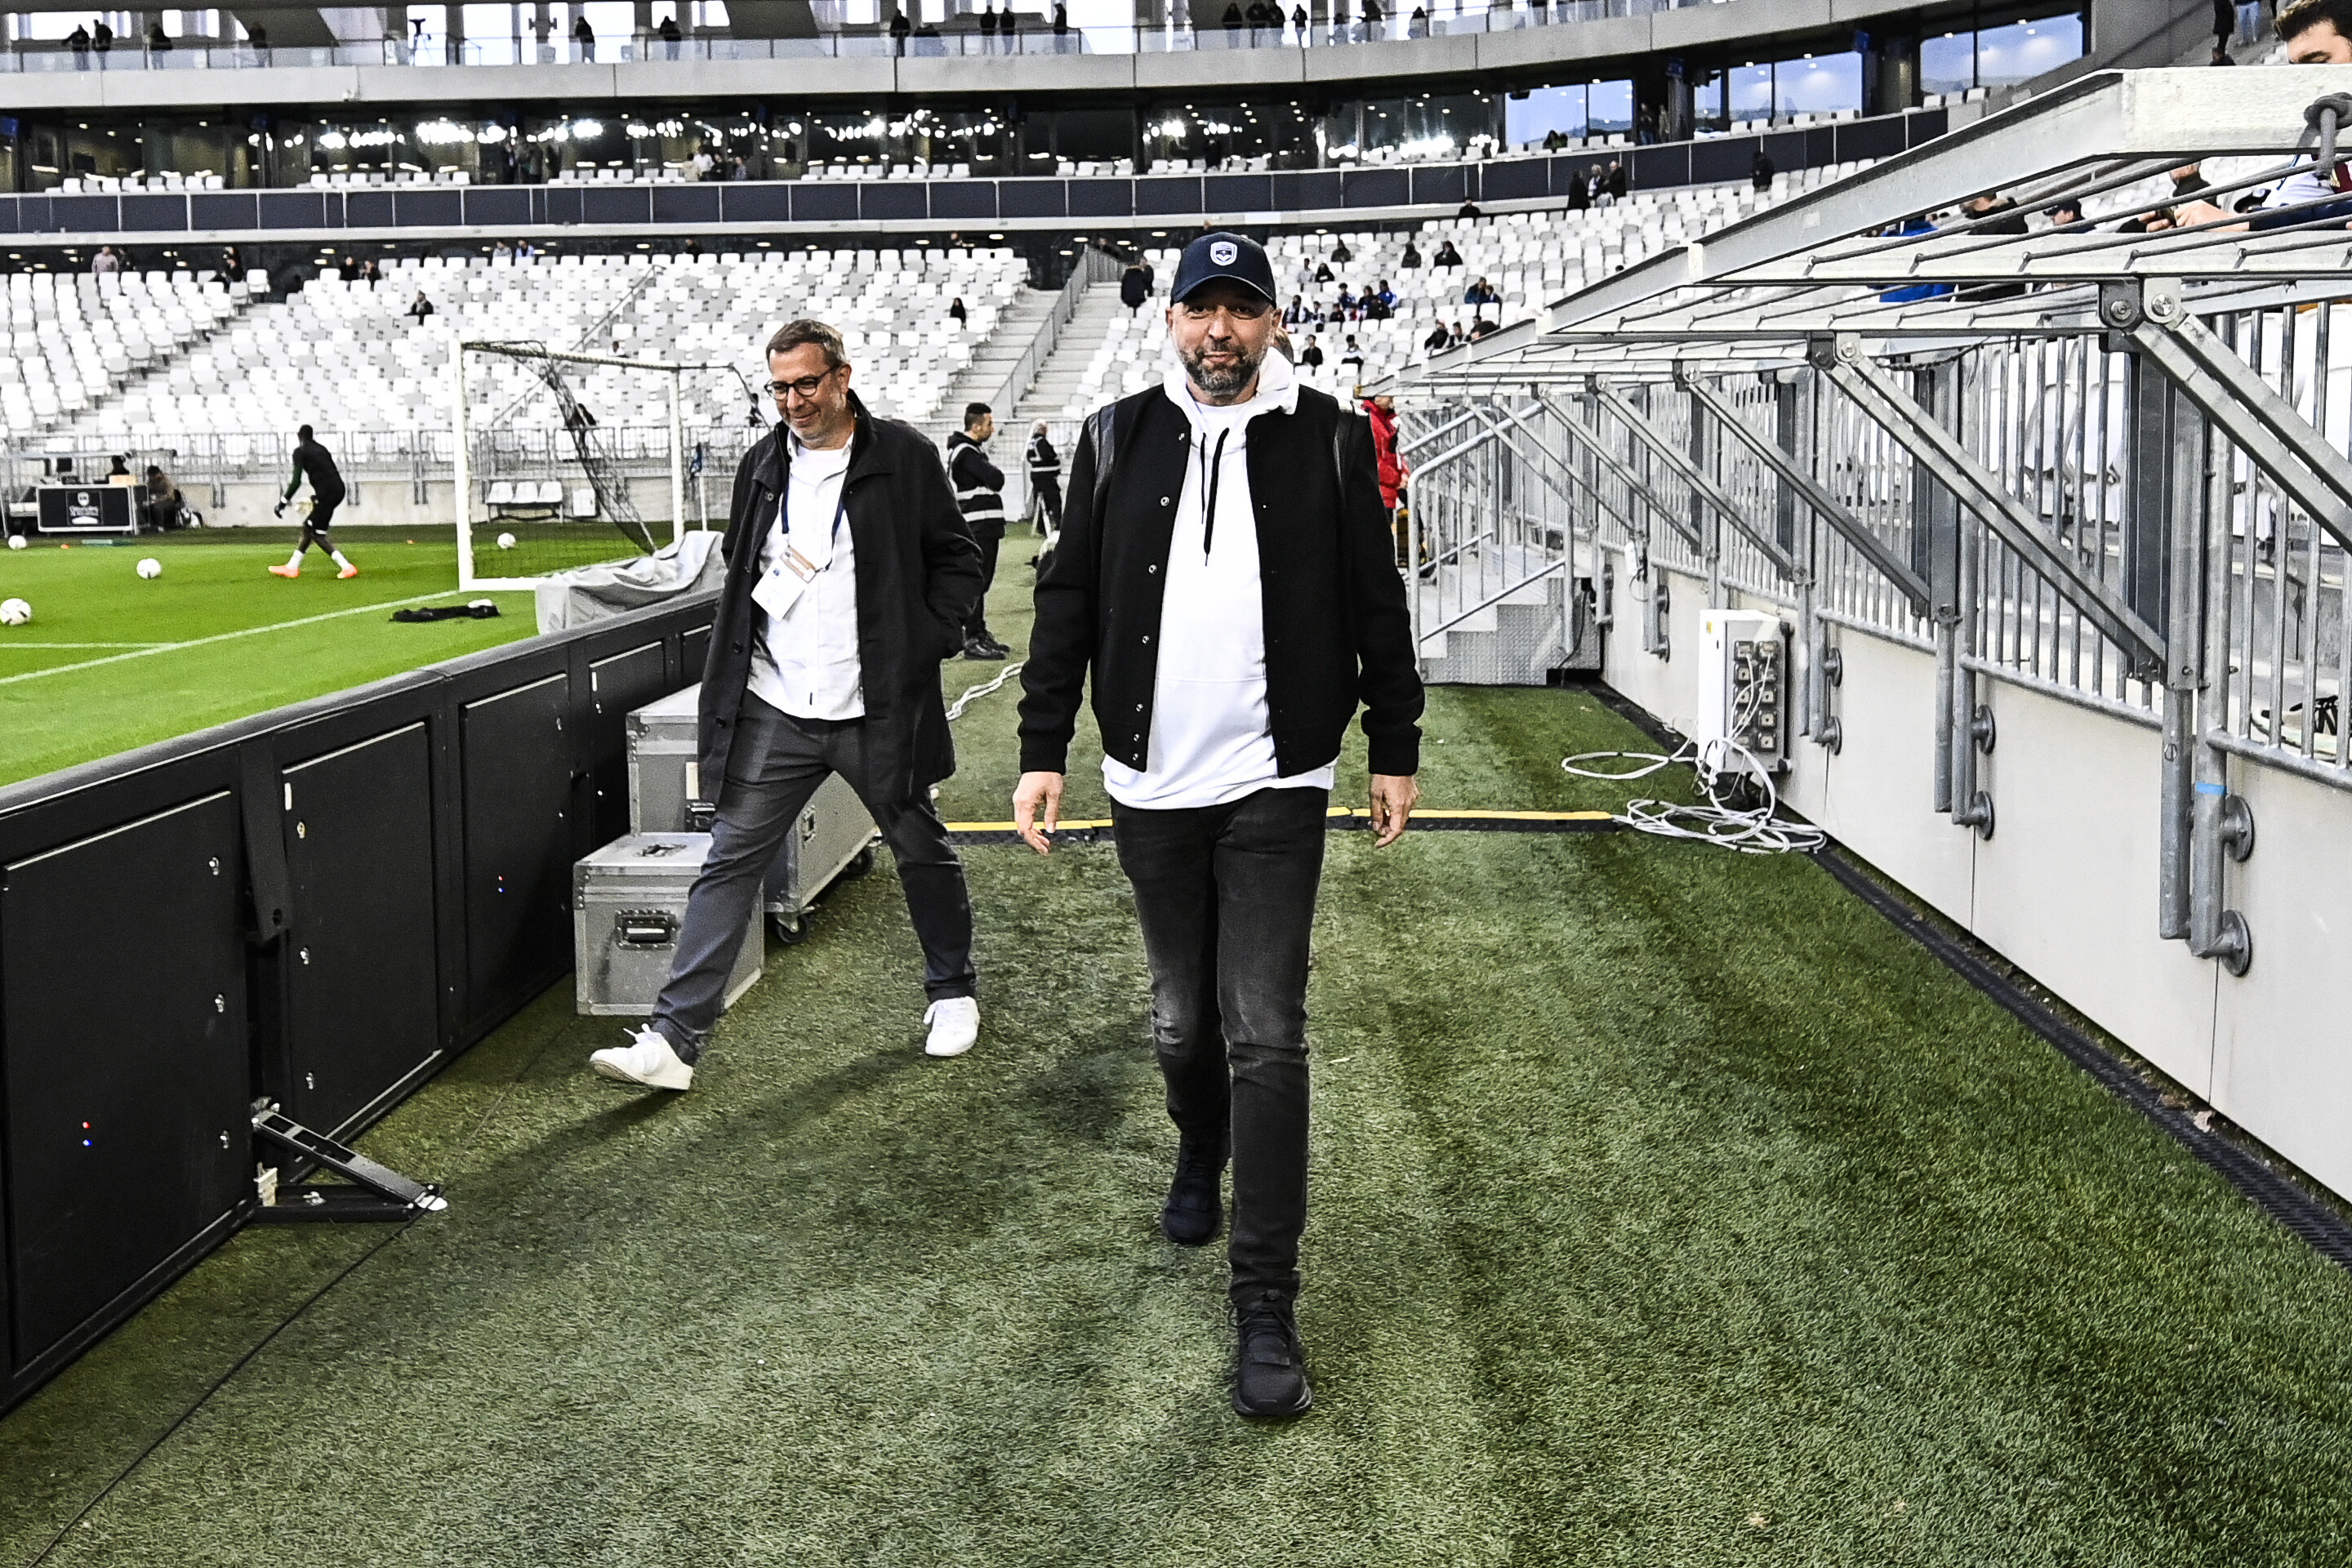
[945,402,1008,660]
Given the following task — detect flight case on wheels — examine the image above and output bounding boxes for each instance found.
[623,684,878,942]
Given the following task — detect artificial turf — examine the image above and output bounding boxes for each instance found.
[3,537,2351,1566]
[0,528,539,787]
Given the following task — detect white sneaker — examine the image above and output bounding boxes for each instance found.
[924,996,980,1058]
[589,1027,694,1091]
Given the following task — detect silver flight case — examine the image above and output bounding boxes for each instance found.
[623,683,878,941]
[572,834,762,1017]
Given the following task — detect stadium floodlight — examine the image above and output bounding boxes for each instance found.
[452,336,688,592]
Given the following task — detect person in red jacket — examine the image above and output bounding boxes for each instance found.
[1362,393,1409,566]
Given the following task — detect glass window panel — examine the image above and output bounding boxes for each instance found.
[1921,30,1976,96]
[1975,14,2084,87]
[1728,63,1773,121]
[1505,84,1587,146]
[1588,78,1633,135]
[1779,52,1861,115]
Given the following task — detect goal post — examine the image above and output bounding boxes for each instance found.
[453,337,689,592]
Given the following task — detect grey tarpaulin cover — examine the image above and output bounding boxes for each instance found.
[534,529,727,634]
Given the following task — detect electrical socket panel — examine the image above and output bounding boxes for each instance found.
[1696,609,1788,768]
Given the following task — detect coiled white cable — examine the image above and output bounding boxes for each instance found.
[1561,687,1826,855]
[945,660,1025,723]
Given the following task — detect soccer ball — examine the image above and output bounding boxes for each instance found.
[497,532,517,550]
[5,534,24,550]
[136,557,163,579]
[0,598,30,626]
[468,598,496,611]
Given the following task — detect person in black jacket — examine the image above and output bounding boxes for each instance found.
[270,425,355,577]
[1013,231,1422,1421]
[589,318,986,1091]
[1025,421,1062,532]
[1120,260,1152,314]
[945,403,1008,657]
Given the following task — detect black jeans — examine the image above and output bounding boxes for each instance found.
[650,695,976,1063]
[1111,786,1327,1305]
[964,526,1003,642]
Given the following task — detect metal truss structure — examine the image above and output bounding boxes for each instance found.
[1391,66,2352,978]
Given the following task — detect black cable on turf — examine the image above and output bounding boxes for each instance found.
[25,1009,577,1565]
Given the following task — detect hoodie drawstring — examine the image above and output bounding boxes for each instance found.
[1198,427,1230,559]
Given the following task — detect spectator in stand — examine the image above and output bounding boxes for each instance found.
[1751,149,1775,193]
[91,245,120,276]
[1463,274,1496,305]
[1362,392,1407,564]
[1401,237,1423,268]
[250,21,268,59]
[1469,317,1499,340]
[146,19,171,51]
[1053,2,1068,41]
[408,289,435,323]
[1283,292,1312,325]
[1422,319,1450,354]
[1410,5,1428,38]
[68,21,90,67]
[1361,0,1383,35]
[1335,281,1358,316]
[1447,318,1466,345]
[363,258,383,288]
[1432,238,1463,268]
[92,18,113,59]
[572,13,595,60]
[1223,1,1244,43]
[1312,256,1335,283]
[1606,160,1628,201]
[2214,0,2238,58]
[1026,421,1062,532]
[660,13,681,56]
[2046,198,2088,230]
[1456,198,1481,218]
[1373,278,1397,309]
[1957,191,2029,300]
[1121,259,1152,315]
[1340,335,1365,377]
[1567,165,1591,212]
[1299,332,1325,368]
[889,7,911,52]
[220,245,243,281]
[1332,234,1352,263]
[141,463,187,532]
[1293,2,1309,42]
[948,296,969,327]
[1591,163,1612,207]
[980,2,999,48]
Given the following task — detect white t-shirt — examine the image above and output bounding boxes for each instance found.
[1102,352,1338,810]
[748,438,862,720]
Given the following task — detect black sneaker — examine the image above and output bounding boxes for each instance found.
[1160,1137,1226,1245]
[1232,1292,1313,1419]
[961,638,1007,661]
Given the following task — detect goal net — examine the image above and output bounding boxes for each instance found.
[452,340,687,591]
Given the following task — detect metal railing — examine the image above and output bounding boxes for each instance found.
[0,2,1700,74]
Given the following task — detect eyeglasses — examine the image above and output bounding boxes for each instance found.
[765,368,840,400]
[1177,299,1270,322]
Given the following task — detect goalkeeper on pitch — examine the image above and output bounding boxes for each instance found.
[270,424,359,579]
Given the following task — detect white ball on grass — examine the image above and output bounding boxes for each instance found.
[5,534,24,550]
[136,557,163,579]
[496,532,517,550]
[468,598,496,611]
[0,598,30,626]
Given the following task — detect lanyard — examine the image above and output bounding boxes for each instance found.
[1197,426,1230,558]
[782,465,849,555]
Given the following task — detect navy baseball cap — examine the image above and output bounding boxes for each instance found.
[1169,231,1277,305]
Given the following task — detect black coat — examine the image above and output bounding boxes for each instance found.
[701,394,983,799]
[1018,383,1423,781]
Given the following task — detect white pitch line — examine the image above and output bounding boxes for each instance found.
[0,591,473,686]
[0,641,172,650]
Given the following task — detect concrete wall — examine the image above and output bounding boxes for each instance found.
[1579,541,2350,1200]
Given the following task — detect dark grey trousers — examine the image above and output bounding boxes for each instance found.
[649,693,977,1064]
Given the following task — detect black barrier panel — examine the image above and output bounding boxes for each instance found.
[1482,158,1548,202]
[278,725,441,1138]
[51,195,117,234]
[1908,109,1949,145]
[1067,180,1134,217]
[466,187,532,228]
[0,198,19,234]
[347,190,397,229]
[999,179,1066,219]
[2,791,248,1373]
[1838,114,1906,163]
[861,182,927,221]
[585,642,673,849]
[722,183,792,222]
[459,672,576,1026]
[1410,164,1468,207]
[259,191,327,229]
[655,185,723,226]
[545,186,584,226]
[1205,174,1271,212]
[1631,144,1690,190]
[1272,171,1343,212]
[1135,176,1205,216]
[1690,136,1753,186]
[191,192,260,231]
[791,183,858,222]
[930,180,997,220]
[1805,127,1838,167]
[682,621,712,679]
[119,194,186,232]
[399,189,463,228]
[1761,129,1807,178]
[1343,168,1407,208]
[584,187,652,225]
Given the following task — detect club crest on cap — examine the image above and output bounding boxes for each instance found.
[1209,241,1237,265]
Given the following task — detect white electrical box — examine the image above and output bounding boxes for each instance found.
[1696,609,1788,768]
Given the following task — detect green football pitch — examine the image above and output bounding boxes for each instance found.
[0,528,543,788]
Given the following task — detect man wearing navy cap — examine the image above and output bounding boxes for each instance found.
[1013,231,1423,1419]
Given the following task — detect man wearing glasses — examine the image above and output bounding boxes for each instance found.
[1013,233,1423,1419]
[590,319,986,1090]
